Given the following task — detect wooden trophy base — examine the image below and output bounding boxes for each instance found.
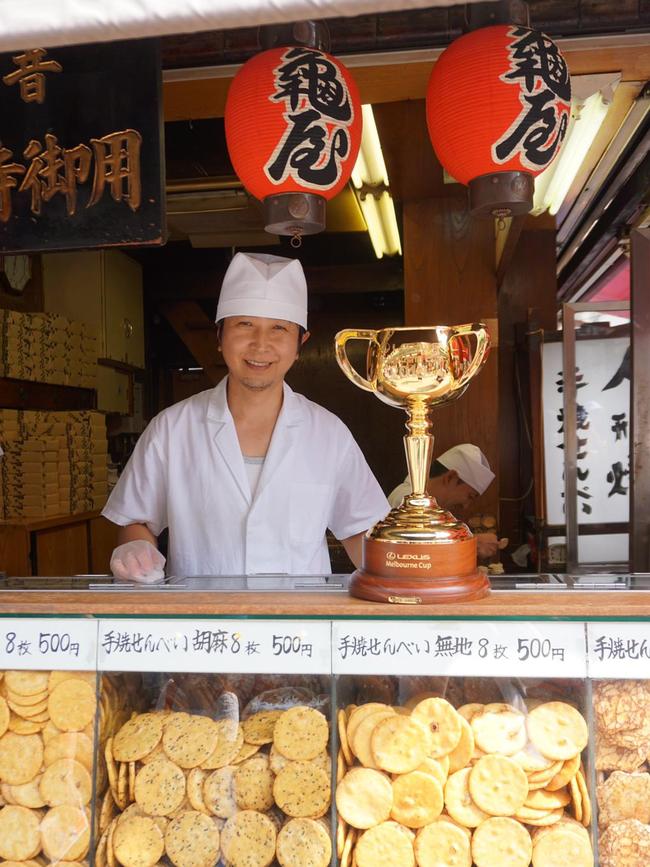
[349,536,490,605]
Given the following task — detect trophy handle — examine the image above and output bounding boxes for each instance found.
[334,329,378,393]
[448,326,491,390]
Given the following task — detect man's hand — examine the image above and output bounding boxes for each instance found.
[341,532,365,570]
[110,539,166,583]
[476,532,499,559]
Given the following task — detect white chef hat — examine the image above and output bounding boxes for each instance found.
[438,443,495,495]
[215,252,308,329]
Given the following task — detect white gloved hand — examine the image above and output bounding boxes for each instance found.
[110,540,166,584]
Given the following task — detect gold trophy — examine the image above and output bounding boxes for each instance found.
[335,324,491,604]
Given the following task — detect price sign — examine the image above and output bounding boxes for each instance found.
[0,618,98,670]
[587,622,650,679]
[333,620,587,678]
[98,619,331,674]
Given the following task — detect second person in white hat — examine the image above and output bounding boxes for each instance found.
[104,252,390,582]
[387,444,499,560]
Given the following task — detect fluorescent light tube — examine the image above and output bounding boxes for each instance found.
[533,91,611,216]
[352,104,401,258]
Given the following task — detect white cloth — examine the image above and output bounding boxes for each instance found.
[0,1,462,53]
[388,479,413,509]
[216,252,307,329]
[244,455,265,499]
[102,379,389,576]
[438,444,494,494]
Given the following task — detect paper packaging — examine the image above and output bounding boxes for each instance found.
[0,406,109,519]
[22,483,59,497]
[0,310,99,388]
[5,493,60,505]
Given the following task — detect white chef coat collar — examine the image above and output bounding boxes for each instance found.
[205,377,303,508]
[205,377,303,427]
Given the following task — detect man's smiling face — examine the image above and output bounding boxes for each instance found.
[220,315,307,392]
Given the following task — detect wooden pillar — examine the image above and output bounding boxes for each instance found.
[403,194,499,519]
[630,227,650,570]
[498,220,558,551]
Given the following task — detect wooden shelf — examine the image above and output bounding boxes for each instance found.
[98,358,145,375]
[0,377,96,411]
[0,588,649,618]
[0,512,116,577]
[0,510,103,532]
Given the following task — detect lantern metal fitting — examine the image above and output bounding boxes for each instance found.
[466,0,529,29]
[258,20,331,52]
[264,193,327,244]
[469,171,535,218]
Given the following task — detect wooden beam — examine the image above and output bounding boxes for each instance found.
[163,61,437,122]
[164,43,650,122]
[403,195,499,521]
[496,211,557,290]
[373,101,447,202]
[630,227,650,571]
[496,215,526,291]
[498,228,557,553]
[158,301,225,385]
[307,262,403,294]
[150,261,403,301]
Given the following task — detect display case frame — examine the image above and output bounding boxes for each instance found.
[0,580,649,866]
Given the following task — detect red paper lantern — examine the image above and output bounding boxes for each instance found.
[426,25,571,216]
[225,46,362,237]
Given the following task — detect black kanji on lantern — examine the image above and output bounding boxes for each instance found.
[501,28,570,101]
[265,47,354,190]
[493,27,570,170]
[270,47,351,121]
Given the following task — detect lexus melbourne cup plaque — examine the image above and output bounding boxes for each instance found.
[335,324,491,604]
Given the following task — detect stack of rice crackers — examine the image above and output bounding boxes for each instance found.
[97,701,332,867]
[0,670,97,864]
[336,696,593,867]
[594,680,650,865]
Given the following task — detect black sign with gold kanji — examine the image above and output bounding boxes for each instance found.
[0,39,165,252]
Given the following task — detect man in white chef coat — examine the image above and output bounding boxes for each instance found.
[104,252,390,582]
[387,443,500,559]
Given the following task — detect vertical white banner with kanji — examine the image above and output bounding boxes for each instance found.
[542,336,630,563]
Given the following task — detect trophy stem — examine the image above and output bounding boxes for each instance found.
[404,398,434,497]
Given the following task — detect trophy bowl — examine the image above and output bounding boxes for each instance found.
[335,324,491,604]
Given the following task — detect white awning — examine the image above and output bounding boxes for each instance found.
[0,0,484,52]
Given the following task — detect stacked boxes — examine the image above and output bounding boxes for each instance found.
[0,410,23,521]
[1,435,64,517]
[0,410,109,519]
[63,411,110,513]
[0,310,98,388]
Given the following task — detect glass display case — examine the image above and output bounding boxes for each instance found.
[0,576,647,865]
